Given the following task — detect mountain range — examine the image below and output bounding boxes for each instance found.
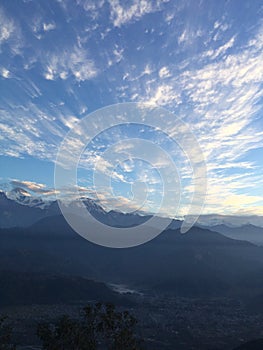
[1,212,263,299]
[1,191,263,297]
[203,223,263,246]
[1,189,263,246]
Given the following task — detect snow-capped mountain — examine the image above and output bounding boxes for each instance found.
[0,189,153,229]
[6,187,51,209]
[7,187,31,200]
[1,190,263,247]
[0,191,52,228]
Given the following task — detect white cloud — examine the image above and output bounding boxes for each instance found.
[0,99,68,161]
[213,20,229,41]
[178,29,187,44]
[59,115,79,130]
[10,179,58,195]
[214,21,220,30]
[76,0,105,19]
[109,0,163,27]
[145,83,181,106]
[133,25,263,215]
[43,22,56,31]
[43,46,98,81]
[31,17,56,37]
[159,66,171,78]
[210,36,235,59]
[213,20,228,32]
[177,27,203,47]
[1,68,10,78]
[0,8,22,54]
[0,9,15,44]
[143,64,153,75]
[113,46,124,63]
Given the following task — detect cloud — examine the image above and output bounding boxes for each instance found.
[31,17,56,38]
[10,179,58,196]
[131,24,263,215]
[108,0,165,27]
[76,0,105,18]
[0,7,22,54]
[43,22,56,32]
[43,46,98,81]
[178,29,187,44]
[177,27,203,46]
[207,36,236,59]
[213,20,229,41]
[145,83,181,106]
[1,68,10,78]
[113,46,124,63]
[0,100,67,161]
[159,66,171,79]
[0,8,15,44]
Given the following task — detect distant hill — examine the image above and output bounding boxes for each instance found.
[206,224,263,246]
[196,214,263,228]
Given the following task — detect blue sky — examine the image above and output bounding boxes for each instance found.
[0,0,263,217]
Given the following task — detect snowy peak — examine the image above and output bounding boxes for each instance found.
[8,187,31,200]
[6,187,49,209]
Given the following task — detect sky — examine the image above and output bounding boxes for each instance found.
[0,0,263,218]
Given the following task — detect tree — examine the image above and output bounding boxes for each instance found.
[37,303,143,350]
[99,304,139,350]
[0,316,16,350]
[37,315,94,350]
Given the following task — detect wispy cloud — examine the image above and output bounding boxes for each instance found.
[145,83,181,106]
[10,179,58,196]
[0,7,22,54]
[76,0,105,19]
[108,0,165,27]
[158,66,171,79]
[129,23,263,215]
[206,35,236,59]
[43,46,98,81]
[0,8,15,44]
[0,100,67,160]
[180,27,263,213]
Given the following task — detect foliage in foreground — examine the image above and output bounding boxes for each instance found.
[0,316,15,350]
[37,303,143,350]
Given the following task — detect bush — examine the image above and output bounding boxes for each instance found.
[0,316,15,350]
[37,303,143,350]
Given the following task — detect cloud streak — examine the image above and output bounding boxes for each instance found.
[10,179,58,196]
[43,46,98,81]
[108,0,166,27]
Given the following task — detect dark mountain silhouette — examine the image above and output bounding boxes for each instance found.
[0,270,131,306]
[1,214,263,298]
